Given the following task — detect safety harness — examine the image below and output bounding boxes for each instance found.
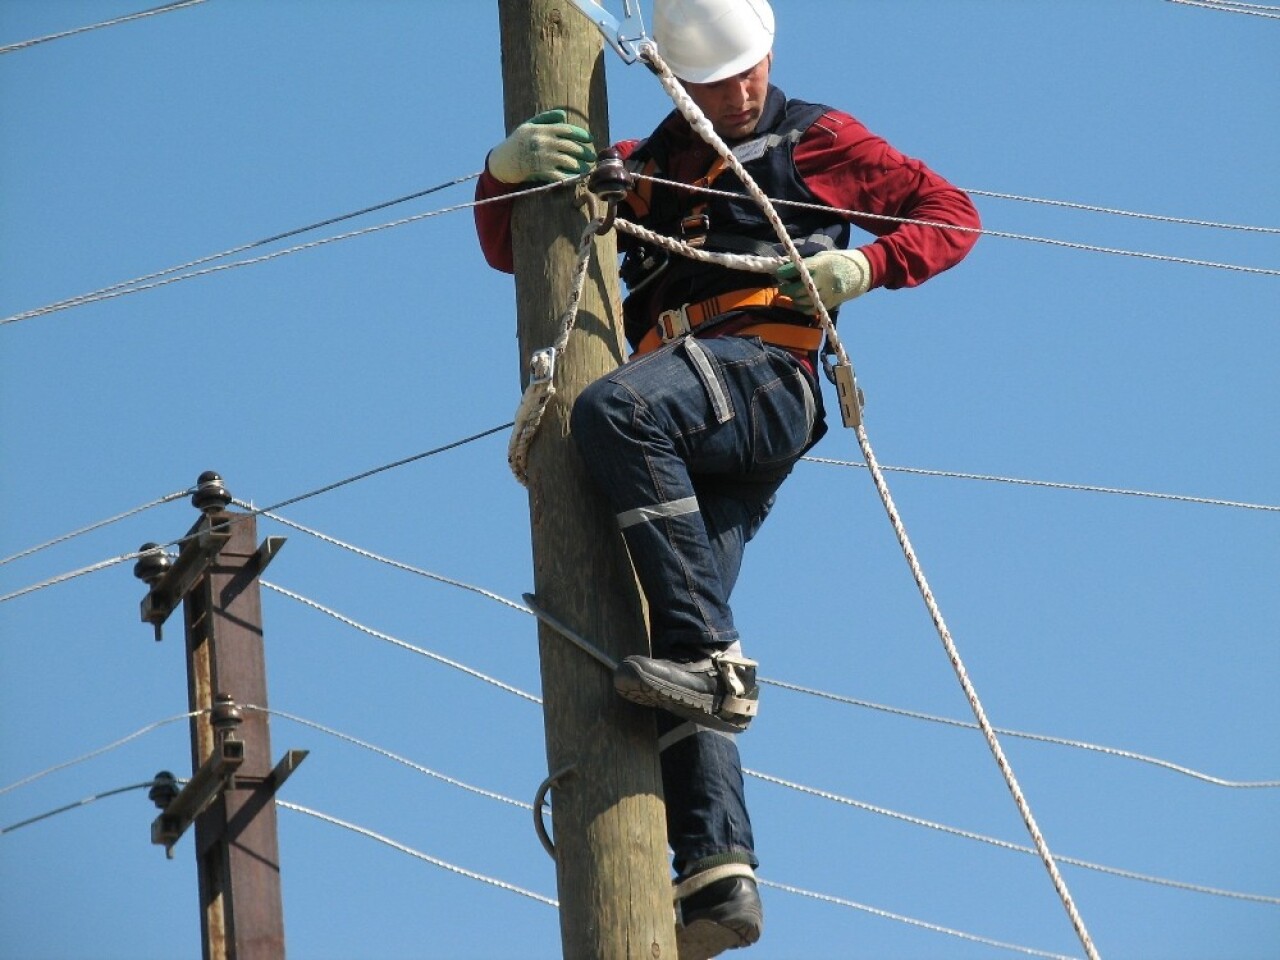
[621,89,851,359]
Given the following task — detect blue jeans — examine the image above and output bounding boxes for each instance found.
[571,333,825,875]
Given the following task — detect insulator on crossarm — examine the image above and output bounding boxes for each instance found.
[192,471,232,513]
[133,543,172,584]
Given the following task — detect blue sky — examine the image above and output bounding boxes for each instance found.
[1,2,1277,958]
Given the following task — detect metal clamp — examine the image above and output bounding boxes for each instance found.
[565,0,650,64]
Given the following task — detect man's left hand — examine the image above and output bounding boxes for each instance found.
[776,249,872,313]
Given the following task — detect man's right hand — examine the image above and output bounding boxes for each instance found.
[486,109,597,185]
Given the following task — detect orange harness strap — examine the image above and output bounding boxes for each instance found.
[630,286,821,358]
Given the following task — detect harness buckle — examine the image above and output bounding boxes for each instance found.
[656,305,692,344]
[679,212,710,248]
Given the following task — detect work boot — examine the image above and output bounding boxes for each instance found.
[614,650,759,734]
[675,865,764,960]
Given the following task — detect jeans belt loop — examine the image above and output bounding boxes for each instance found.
[657,303,693,343]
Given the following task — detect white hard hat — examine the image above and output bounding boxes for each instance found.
[652,0,775,84]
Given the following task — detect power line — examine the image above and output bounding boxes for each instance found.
[961,187,1280,234]
[1,779,168,834]
[0,179,554,327]
[756,879,1078,960]
[1166,0,1280,18]
[260,542,1278,790]
[0,0,208,56]
[640,175,1280,278]
[747,768,1280,906]
[0,711,198,798]
[4,174,482,325]
[762,677,1280,789]
[260,581,541,705]
[277,801,559,907]
[0,489,190,568]
[0,423,513,604]
[802,456,1280,513]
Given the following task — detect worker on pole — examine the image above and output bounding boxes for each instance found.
[476,1,980,955]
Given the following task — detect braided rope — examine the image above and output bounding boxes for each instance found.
[615,216,781,273]
[638,43,1100,960]
[508,216,603,485]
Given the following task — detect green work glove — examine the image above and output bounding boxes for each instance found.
[776,249,873,314]
[486,109,597,185]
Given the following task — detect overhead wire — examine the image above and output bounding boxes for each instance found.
[803,456,1280,514]
[0,423,512,605]
[746,768,1280,906]
[1,174,483,326]
[1,779,171,834]
[0,179,554,327]
[4,156,1276,330]
[0,0,208,56]
[260,581,541,705]
[961,187,1280,233]
[637,175,1280,277]
[1165,0,1280,17]
[0,489,191,568]
[278,800,560,907]
[260,522,1279,789]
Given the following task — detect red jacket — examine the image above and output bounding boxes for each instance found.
[475,92,979,344]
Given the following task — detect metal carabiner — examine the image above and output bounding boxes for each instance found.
[564,0,650,64]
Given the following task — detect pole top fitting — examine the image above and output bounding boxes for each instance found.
[148,770,180,810]
[212,693,243,733]
[192,471,232,513]
[133,543,172,584]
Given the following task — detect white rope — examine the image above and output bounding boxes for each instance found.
[277,801,560,907]
[615,216,781,273]
[638,174,1280,278]
[260,581,542,705]
[0,489,190,568]
[746,768,1280,905]
[638,42,1100,959]
[508,215,604,485]
[0,0,208,55]
[756,879,1079,960]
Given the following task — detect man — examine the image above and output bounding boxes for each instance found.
[475,0,979,953]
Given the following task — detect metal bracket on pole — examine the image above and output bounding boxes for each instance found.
[136,521,232,641]
[151,736,245,858]
[565,0,649,63]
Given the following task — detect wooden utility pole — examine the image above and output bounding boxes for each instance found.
[495,3,677,958]
[137,471,305,960]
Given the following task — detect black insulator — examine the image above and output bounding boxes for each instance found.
[211,693,243,732]
[192,471,232,513]
[133,543,172,584]
[588,148,632,204]
[149,770,180,810]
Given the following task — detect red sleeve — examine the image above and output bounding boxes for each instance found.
[794,111,980,290]
[473,166,526,274]
[474,139,646,274]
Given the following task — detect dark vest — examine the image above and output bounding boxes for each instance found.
[620,86,851,348]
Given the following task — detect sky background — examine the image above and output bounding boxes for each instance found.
[1,1,1277,958]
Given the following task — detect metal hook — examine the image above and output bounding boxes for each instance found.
[533,764,576,859]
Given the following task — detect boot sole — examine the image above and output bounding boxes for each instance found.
[677,917,761,960]
[614,660,750,735]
